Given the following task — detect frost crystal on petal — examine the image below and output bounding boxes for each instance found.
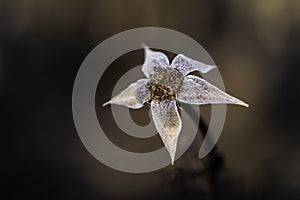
[136,79,151,103]
[177,75,249,107]
[171,54,216,75]
[103,79,150,109]
[150,100,182,165]
[142,45,170,78]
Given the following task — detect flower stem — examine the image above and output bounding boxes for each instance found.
[180,104,224,200]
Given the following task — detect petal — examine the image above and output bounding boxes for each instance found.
[142,45,170,77]
[136,79,151,104]
[177,75,249,107]
[171,54,216,75]
[151,100,182,165]
[103,79,150,109]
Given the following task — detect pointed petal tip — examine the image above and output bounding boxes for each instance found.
[102,101,111,107]
[230,99,249,107]
[238,100,249,108]
[202,64,217,73]
[170,154,175,165]
[141,43,149,50]
[211,64,218,68]
[165,146,176,166]
[243,102,250,107]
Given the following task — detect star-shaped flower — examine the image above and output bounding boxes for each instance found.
[103,46,248,164]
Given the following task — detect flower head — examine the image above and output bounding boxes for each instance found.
[103,46,248,164]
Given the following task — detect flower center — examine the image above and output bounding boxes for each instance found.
[148,67,184,101]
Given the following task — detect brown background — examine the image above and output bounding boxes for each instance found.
[1,0,300,199]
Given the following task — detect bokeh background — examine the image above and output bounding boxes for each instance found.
[1,0,300,199]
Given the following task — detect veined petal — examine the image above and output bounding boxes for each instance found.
[171,54,216,75]
[177,75,249,107]
[103,79,150,109]
[150,100,182,165]
[142,45,170,78]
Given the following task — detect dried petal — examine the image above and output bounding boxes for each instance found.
[177,75,249,107]
[136,79,151,103]
[150,100,182,164]
[142,45,169,78]
[103,79,150,109]
[171,54,216,75]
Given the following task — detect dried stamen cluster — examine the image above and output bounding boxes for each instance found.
[148,68,184,101]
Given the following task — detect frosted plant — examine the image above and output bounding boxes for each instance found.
[103,46,248,164]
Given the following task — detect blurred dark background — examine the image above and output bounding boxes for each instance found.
[1,0,300,199]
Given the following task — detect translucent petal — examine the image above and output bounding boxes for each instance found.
[150,100,182,165]
[177,75,249,107]
[136,79,151,104]
[142,45,169,77]
[103,79,150,109]
[171,54,216,75]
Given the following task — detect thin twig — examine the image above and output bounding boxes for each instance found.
[174,104,224,200]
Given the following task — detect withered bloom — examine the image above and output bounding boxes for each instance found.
[103,46,248,164]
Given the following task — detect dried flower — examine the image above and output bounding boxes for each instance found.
[103,46,248,164]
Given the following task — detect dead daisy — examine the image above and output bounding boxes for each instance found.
[103,46,249,164]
